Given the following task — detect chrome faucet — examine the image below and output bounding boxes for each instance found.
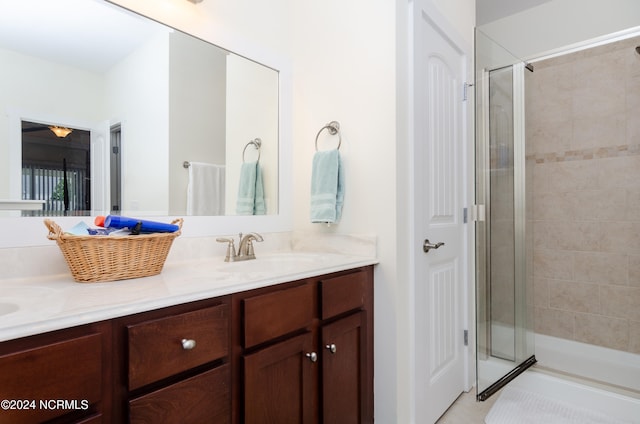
[216,232,263,262]
[238,232,264,259]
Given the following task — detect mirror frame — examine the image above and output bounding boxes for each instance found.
[0,0,292,248]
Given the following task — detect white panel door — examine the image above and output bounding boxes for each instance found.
[413,4,467,423]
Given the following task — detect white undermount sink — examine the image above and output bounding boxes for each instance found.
[0,302,19,317]
[0,286,64,321]
[222,253,325,273]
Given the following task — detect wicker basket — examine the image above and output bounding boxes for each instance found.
[45,218,183,283]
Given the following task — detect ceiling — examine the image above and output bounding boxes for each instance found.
[0,0,167,74]
[476,0,554,26]
[3,0,555,71]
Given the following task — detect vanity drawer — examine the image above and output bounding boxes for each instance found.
[129,364,230,424]
[320,270,366,319]
[0,332,103,424]
[244,283,314,348]
[128,304,229,390]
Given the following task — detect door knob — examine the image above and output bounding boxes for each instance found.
[423,239,445,253]
[305,352,318,363]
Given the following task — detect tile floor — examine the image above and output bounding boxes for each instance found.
[435,389,500,424]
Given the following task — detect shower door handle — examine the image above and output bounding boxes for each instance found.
[423,239,445,253]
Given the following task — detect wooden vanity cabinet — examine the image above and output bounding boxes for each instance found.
[0,321,111,424]
[0,265,373,424]
[319,268,373,424]
[240,281,318,423]
[233,266,374,424]
[115,297,231,424]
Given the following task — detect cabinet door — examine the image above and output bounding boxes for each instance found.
[321,312,366,424]
[243,333,318,424]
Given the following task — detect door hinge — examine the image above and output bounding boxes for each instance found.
[463,329,469,346]
[469,204,485,222]
[463,207,468,223]
[463,82,474,101]
[112,146,119,154]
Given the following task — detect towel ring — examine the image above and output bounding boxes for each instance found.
[315,121,341,151]
[242,138,262,162]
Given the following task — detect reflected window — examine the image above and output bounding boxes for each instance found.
[21,121,91,216]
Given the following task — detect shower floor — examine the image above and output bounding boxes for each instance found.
[485,385,632,424]
[477,359,640,422]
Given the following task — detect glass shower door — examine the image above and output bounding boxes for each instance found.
[475,29,535,401]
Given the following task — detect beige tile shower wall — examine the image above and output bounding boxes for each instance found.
[528,35,640,355]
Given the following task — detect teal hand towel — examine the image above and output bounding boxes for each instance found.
[310,149,344,223]
[236,161,266,215]
[254,164,266,215]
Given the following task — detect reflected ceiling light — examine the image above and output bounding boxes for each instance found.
[49,126,73,138]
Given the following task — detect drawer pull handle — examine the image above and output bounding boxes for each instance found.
[181,338,197,350]
[325,343,337,354]
[305,352,318,363]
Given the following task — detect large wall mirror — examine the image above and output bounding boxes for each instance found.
[0,0,279,218]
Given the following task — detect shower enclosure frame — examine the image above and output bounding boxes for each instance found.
[475,31,536,401]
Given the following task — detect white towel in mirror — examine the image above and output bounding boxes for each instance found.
[186,162,225,215]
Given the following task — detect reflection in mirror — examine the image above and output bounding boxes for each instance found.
[0,0,279,217]
[21,121,91,216]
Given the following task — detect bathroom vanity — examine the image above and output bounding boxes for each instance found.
[0,253,375,423]
[0,0,375,421]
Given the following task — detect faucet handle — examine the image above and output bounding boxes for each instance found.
[245,240,256,257]
[246,233,263,257]
[216,237,236,262]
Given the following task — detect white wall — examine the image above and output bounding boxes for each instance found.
[431,0,476,48]
[106,33,170,214]
[479,0,640,59]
